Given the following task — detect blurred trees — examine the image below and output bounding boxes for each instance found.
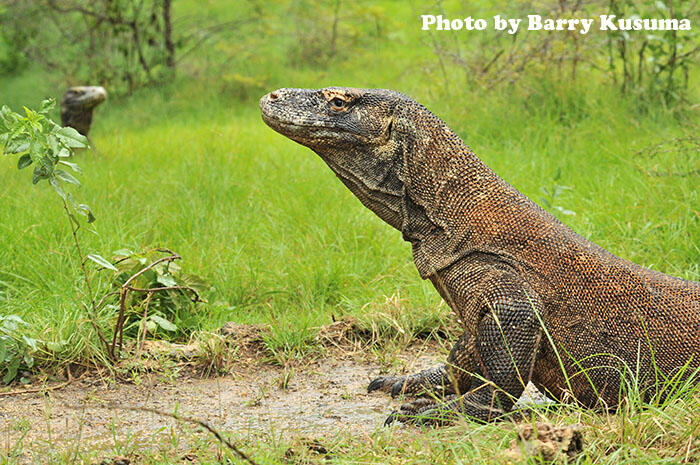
[0,0,176,95]
[427,0,700,107]
[285,0,390,66]
[1,0,696,106]
[607,0,699,102]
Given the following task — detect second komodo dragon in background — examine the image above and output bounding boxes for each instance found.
[61,86,107,137]
[259,87,700,425]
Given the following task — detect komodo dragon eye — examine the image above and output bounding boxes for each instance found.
[329,97,348,111]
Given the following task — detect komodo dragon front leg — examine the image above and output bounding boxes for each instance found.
[382,270,545,425]
[368,331,475,398]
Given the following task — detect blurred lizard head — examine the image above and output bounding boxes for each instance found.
[61,86,108,137]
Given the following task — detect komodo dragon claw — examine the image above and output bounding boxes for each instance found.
[367,376,400,394]
[368,375,436,398]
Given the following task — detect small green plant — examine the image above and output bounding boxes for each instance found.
[109,248,208,344]
[194,331,238,376]
[90,248,206,360]
[262,322,323,366]
[0,99,112,377]
[0,98,93,221]
[0,100,206,368]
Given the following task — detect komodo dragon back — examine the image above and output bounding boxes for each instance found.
[260,87,699,424]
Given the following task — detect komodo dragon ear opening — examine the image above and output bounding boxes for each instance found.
[385,119,393,139]
[378,97,400,144]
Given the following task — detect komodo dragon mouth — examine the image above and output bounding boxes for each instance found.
[259,86,700,427]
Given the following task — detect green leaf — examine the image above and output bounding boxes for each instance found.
[654,0,668,11]
[3,358,19,384]
[156,274,178,287]
[55,169,81,186]
[28,139,43,163]
[113,248,135,257]
[77,203,96,223]
[49,176,66,200]
[56,126,88,148]
[554,206,577,216]
[1,315,27,332]
[0,338,7,362]
[181,274,209,292]
[47,134,59,155]
[17,154,32,170]
[58,160,82,173]
[150,315,177,332]
[8,141,29,155]
[22,336,37,351]
[32,165,50,184]
[39,98,56,114]
[86,254,118,271]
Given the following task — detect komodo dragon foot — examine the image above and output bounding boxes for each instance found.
[384,396,460,426]
[384,394,534,426]
[368,364,455,398]
[384,394,510,426]
[368,332,476,398]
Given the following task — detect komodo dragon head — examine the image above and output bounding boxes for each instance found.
[260,87,431,232]
[61,86,108,137]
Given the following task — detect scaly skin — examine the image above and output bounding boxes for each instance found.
[259,87,700,425]
[61,86,107,136]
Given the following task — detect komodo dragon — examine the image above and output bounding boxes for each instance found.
[61,86,107,137]
[259,87,700,425]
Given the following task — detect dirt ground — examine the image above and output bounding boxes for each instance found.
[0,324,548,462]
[0,326,448,460]
[1,356,394,440]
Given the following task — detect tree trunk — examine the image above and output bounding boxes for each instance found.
[163,0,175,69]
